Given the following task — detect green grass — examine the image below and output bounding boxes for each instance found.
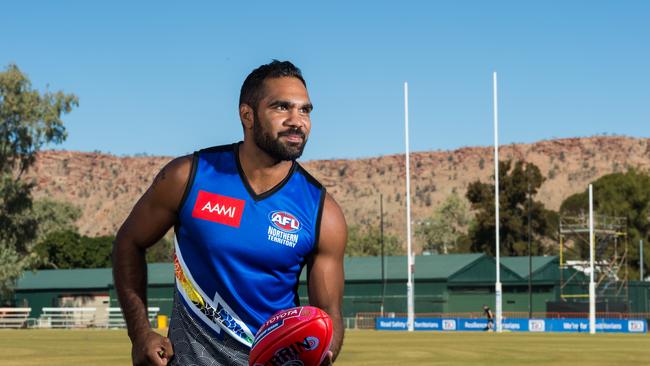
[0,329,130,366]
[0,329,647,365]
[338,331,649,365]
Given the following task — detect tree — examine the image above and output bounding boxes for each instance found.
[0,64,77,294]
[466,160,558,256]
[29,199,82,269]
[81,236,114,268]
[31,199,82,244]
[560,169,650,279]
[146,235,175,263]
[346,225,403,257]
[416,193,471,254]
[35,230,84,269]
[0,176,36,287]
[35,230,113,269]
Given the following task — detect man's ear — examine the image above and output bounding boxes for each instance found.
[240,104,254,130]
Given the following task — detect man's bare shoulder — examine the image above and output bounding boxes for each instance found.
[320,193,347,245]
[152,155,192,190]
[323,193,343,218]
[144,154,194,213]
[115,154,194,248]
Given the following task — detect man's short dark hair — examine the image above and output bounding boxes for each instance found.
[239,60,306,110]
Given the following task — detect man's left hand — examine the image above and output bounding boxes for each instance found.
[320,350,333,365]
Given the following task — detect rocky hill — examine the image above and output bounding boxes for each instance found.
[28,136,650,250]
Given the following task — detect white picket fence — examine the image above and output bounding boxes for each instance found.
[39,307,97,328]
[0,307,32,328]
[33,307,161,329]
[107,307,161,328]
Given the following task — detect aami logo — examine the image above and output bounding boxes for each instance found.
[269,211,301,233]
[192,190,245,228]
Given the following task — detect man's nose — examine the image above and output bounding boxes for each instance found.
[284,108,304,128]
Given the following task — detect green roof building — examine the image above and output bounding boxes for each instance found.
[13,255,649,319]
[15,263,173,318]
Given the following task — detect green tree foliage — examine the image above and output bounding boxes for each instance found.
[417,193,471,254]
[36,229,173,268]
[146,235,175,263]
[31,199,82,244]
[82,236,114,268]
[560,170,650,278]
[35,230,84,269]
[346,225,403,257]
[36,228,174,268]
[466,160,558,256]
[35,230,113,269]
[0,64,77,293]
[29,199,82,269]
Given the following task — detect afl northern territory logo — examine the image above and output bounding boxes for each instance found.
[269,211,301,233]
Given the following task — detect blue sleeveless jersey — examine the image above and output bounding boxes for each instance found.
[173,143,325,347]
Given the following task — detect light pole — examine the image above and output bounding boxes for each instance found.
[380,194,386,316]
[528,181,532,319]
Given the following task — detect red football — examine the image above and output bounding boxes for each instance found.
[249,306,333,366]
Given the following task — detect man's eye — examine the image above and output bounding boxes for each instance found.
[300,107,311,114]
[276,105,288,111]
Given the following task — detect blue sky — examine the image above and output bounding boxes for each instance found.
[2,1,648,160]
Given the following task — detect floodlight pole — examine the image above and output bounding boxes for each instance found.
[404,82,415,331]
[493,72,503,333]
[640,240,644,281]
[380,193,386,317]
[528,181,532,319]
[589,184,596,334]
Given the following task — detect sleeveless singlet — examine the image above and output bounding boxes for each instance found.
[168,143,325,366]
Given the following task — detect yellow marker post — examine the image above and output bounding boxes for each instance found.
[157,315,168,329]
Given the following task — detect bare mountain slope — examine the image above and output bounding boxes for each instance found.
[28,136,650,250]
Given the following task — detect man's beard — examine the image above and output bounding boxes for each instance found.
[253,114,307,161]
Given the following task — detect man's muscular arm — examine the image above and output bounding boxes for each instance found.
[307,193,347,363]
[112,156,191,366]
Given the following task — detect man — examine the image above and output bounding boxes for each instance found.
[483,305,494,331]
[113,60,346,366]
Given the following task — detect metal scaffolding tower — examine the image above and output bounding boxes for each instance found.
[559,213,628,305]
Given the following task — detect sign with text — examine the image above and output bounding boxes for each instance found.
[375,318,646,333]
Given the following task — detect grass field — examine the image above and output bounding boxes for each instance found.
[0,329,647,365]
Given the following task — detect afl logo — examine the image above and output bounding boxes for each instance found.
[269,211,301,233]
[304,336,319,350]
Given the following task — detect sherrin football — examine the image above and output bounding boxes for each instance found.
[249,306,333,366]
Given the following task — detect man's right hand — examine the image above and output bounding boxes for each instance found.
[132,330,175,366]
[113,156,190,365]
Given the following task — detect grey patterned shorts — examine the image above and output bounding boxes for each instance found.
[168,292,250,366]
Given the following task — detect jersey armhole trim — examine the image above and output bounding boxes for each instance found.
[295,164,327,251]
[176,151,199,220]
[313,186,327,251]
[296,163,323,189]
[293,259,308,307]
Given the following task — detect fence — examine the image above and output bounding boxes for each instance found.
[107,307,161,328]
[355,312,650,329]
[0,307,31,329]
[39,307,97,328]
[32,307,161,328]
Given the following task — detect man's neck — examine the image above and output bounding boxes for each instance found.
[238,141,293,195]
